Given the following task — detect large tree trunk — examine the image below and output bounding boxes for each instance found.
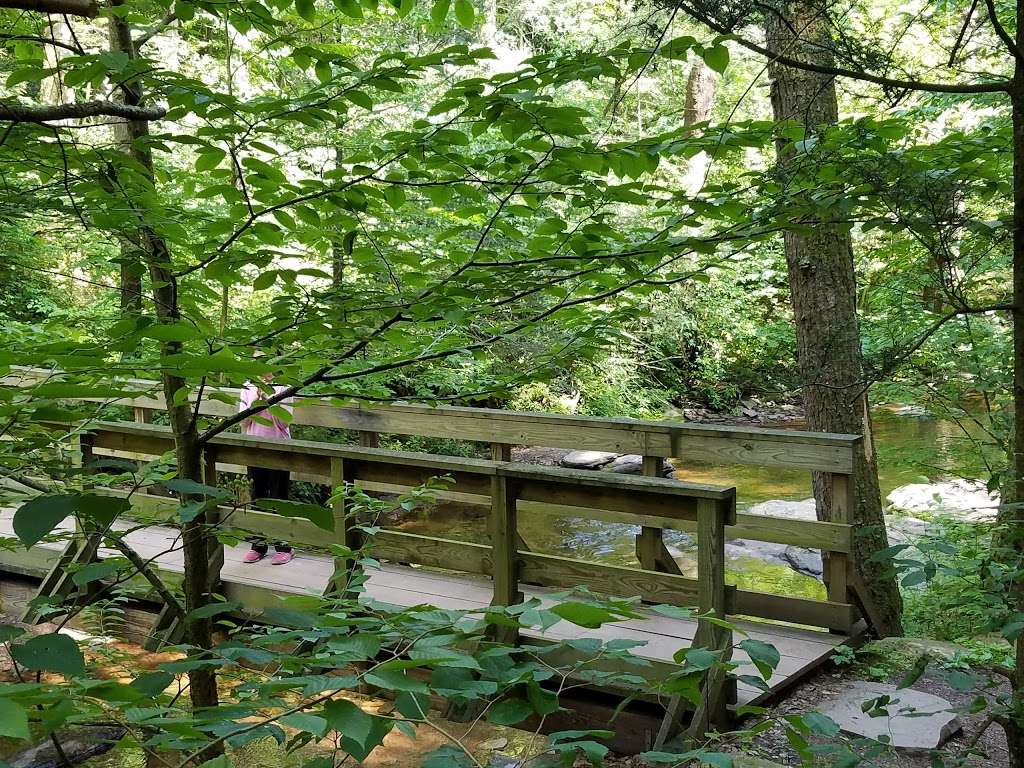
[766,2,903,636]
[107,0,222,728]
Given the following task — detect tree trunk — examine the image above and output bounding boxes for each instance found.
[681,61,716,195]
[1000,26,1024,762]
[107,0,221,727]
[766,2,903,637]
[107,20,143,318]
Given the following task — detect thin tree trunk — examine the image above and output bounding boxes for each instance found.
[766,2,903,637]
[1001,18,1024,759]
[682,61,716,195]
[107,0,221,729]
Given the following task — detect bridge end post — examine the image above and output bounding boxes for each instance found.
[488,472,520,645]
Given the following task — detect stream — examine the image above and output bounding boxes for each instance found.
[391,407,1001,600]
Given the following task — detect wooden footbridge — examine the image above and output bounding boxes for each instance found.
[0,370,870,748]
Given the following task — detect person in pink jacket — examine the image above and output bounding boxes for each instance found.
[238,375,294,565]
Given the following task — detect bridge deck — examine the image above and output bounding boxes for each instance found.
[0,508,851,708]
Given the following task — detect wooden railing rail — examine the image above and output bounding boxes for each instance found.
[75,421,855,631]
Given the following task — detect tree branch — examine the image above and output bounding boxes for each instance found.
[0,0,98,17]
[134,10,177,49]
[674,0,1011,94]
[105,533,186,622]
[982,0,1024,63]
[0,100,166,123]
[0,33,83,54]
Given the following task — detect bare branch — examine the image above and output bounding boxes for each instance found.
[0,33,83,54]
[0,100,166,123]
[0,0,98,17]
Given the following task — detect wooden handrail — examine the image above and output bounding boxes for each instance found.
[4,367,861,472]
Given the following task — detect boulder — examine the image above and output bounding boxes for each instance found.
[819,681,961,749]
[610,454,644,474]
[10,727,126,768]
[746,498,818,521]
[887,479,998,521]
[781,546,823,578]
[559,450,618,470]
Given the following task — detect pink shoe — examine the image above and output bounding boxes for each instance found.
[243,549,266,564]
[271,551,294,565]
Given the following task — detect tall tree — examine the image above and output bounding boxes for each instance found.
[764,1,902,636]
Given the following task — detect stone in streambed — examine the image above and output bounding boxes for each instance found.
[10,727,126,768]
[781,545,823,578]
[819,681,961,749]
[559,450,618,469]
[610,454,644,473]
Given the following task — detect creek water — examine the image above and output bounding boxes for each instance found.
[391,408,999,600]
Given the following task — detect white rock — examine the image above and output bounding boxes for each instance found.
[746,498,818,521]
[559,450,618,469]
[887,479,998,520]
[819,681,961,749]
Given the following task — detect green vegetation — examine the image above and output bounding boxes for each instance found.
[1,0,1023,764]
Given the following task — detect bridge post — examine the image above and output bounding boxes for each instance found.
[826,472,855,631]
[327,456,366,597]
[358,431,379,448]
[488,472,520,644]
[656,494,733,747]
[636,456,682,575]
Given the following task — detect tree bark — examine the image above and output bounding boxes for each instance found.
[107,0,222,729]
[766,1,903,637]
[0,0,98,17]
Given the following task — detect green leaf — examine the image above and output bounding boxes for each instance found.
[701,44,729,74]
[187,600,241,619]
[72,558,129,587]
[423,745,474,768]
[130,671,175,697]
[195,149,226,172]
[295,0,316,21]
[549,601,622,629]
[252,271,278,291]
[323,699,392,761]
[346,90,373,110]
[0,699,30,740]
[383,185,406,210]
[14,494,129,548]
[738,638,780,679]
[363,668,429,693]
[256,499,335,532]
[802,712,840,737]
[488,697,533,725]
[334,0,364,18]
[453,0,474,27]
[280,713,328,737]
[430,0,450,23]
[165,478,226,497]
[11,633,85,676]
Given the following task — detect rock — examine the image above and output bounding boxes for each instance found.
[480,737,508,751]
[887,516,932,544]
[610,454,644,474]
[559,450,618,469]
[10,727,126,768]
[887,479,998,520]
[746,498,818,521]
[782,546,823,578]
[819,681,961,749]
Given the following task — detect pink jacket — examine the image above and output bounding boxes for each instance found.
[238,382,292,439]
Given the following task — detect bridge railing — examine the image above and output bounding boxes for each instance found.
[4,368,861,632]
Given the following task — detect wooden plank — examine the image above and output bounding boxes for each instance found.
[370,531,490,574]
[358,431,380,448]
[518,551,725,608]
[731,589,856,632]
